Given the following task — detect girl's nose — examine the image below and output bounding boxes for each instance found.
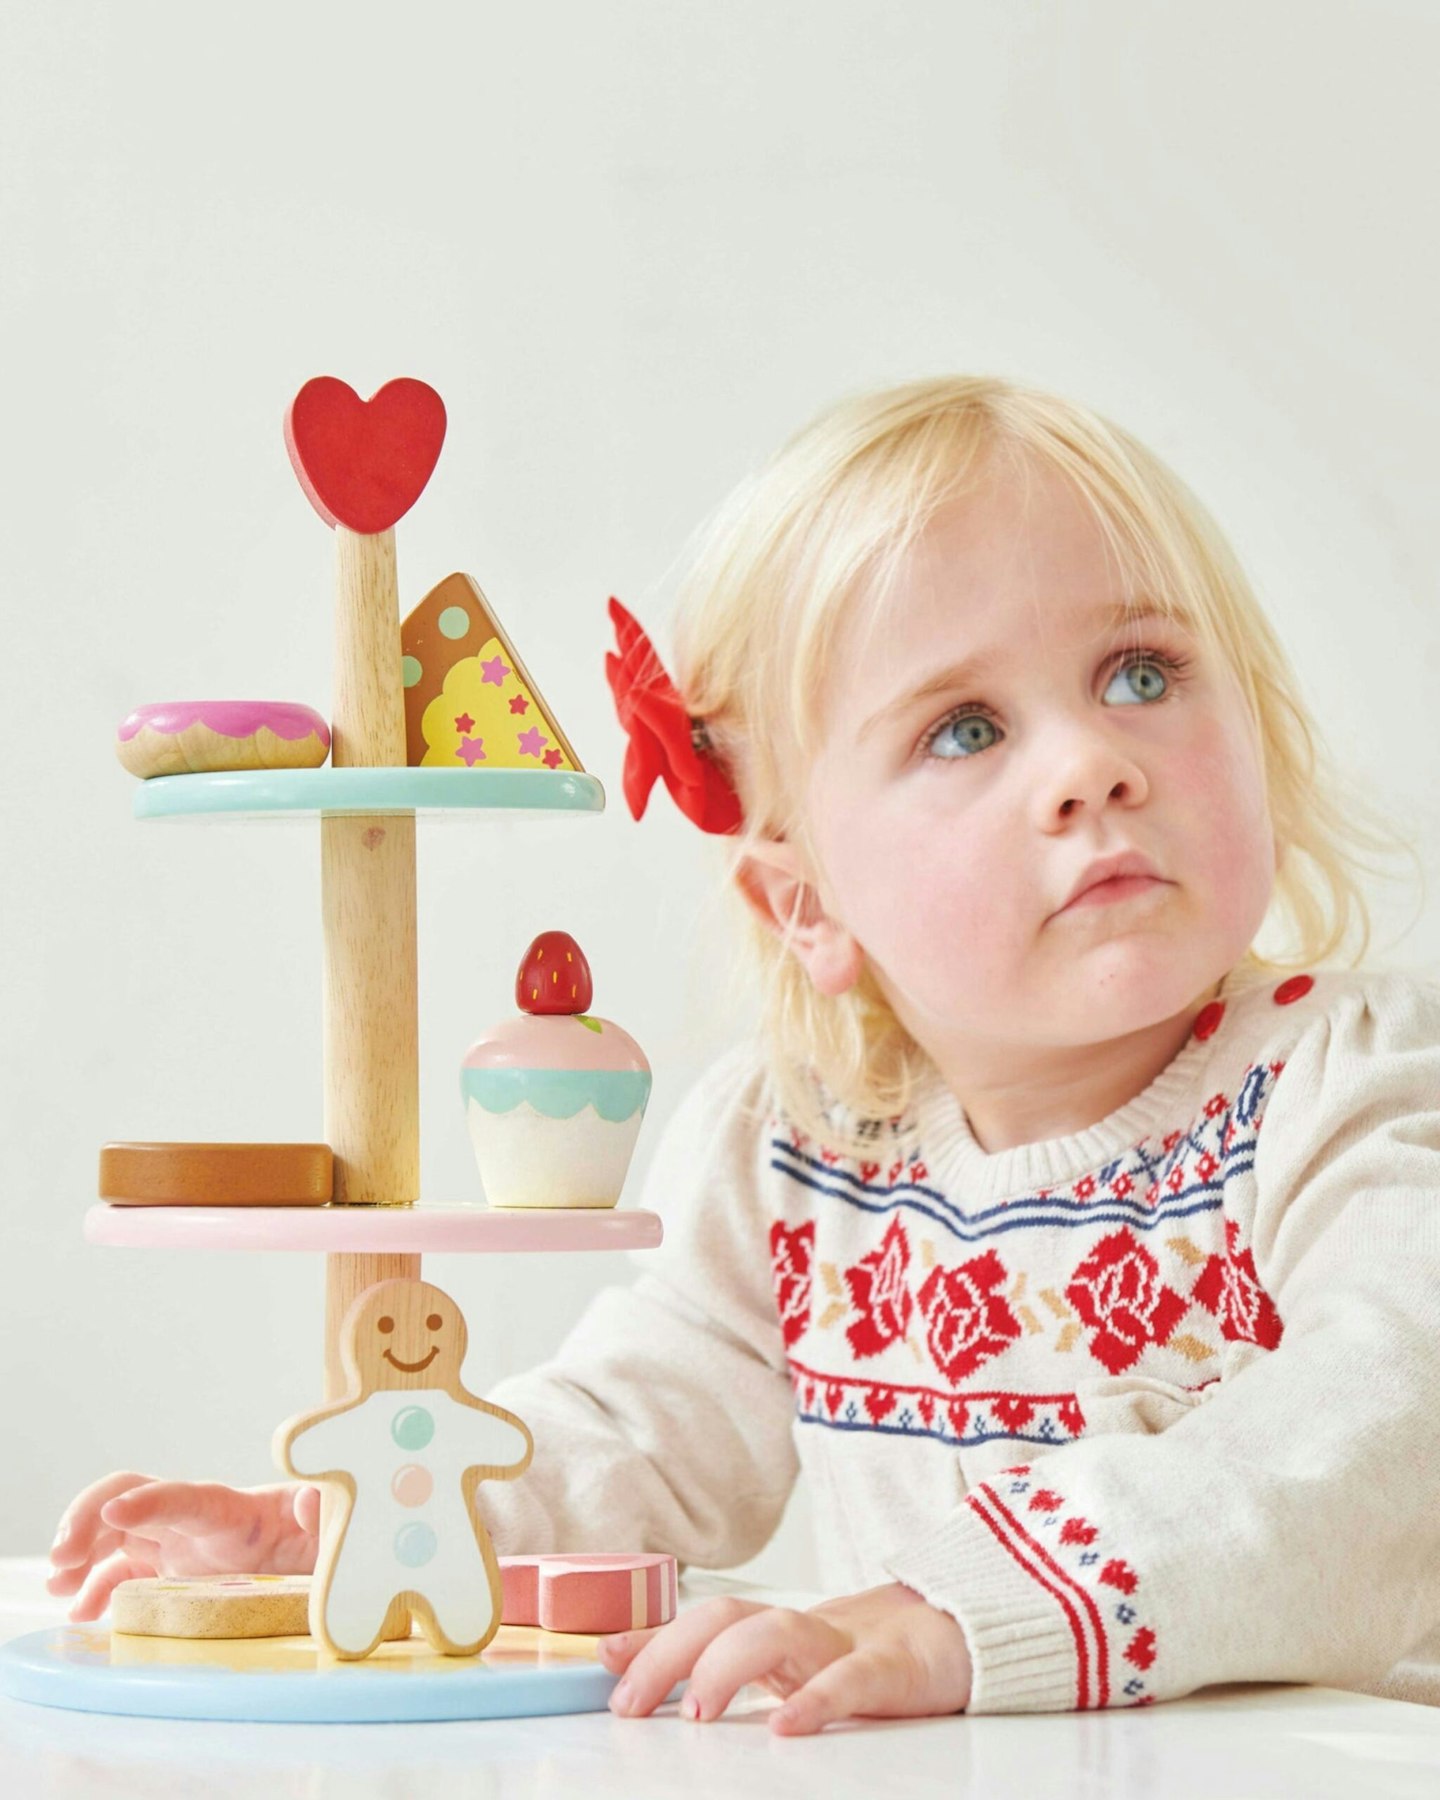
[1037,727,1150,824]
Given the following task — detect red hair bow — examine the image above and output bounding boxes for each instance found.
[604,596,744,835]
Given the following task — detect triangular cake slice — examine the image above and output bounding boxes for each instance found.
[400,572,584,772]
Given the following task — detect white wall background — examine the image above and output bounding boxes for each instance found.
[2,2,1436,1580]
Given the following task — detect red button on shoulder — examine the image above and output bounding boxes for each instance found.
[1273,974,1315,1005]
[1192,1001,1226,1041]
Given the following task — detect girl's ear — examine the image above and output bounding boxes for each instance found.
[732,840,865,997]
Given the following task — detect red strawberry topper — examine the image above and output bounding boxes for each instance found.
[284,376,447,534]
[516,931,594,1017]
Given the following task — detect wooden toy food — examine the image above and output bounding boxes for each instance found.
[109,1561,674,1642]
[274,1277,533,1660]
[461,931,652,1209]
[110,1575,413,1642]
[497,1554,678,1635]
[116,701,331,778]
[98,1142,333,1207]
[0,374,668,1728]
[111,1575,314,1639]
[400,571,584,772]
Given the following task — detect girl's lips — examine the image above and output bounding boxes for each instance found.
[1064,874,1168,910]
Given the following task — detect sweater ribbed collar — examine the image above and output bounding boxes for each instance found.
[914,967,1250,1206]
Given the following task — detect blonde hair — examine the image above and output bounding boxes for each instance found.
[668,375,1425,1151]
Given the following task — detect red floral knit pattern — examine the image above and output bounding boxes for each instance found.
[766,1036,1292,1451]
[966,1462,1159,1708]
[1190,1215,1285,1349]
[766,1206,1281,1453]
[769,1219,815,1349]
[1065,1229,1191,1374]
[843,1216,914,1357]
[917,1247,1024,1382]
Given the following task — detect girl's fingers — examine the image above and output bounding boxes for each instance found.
[46,1532,157,1597]
[291,1484,321,1538]
[68,1550,158,1623]
[769,1648,910,1736]
[682,1606,843,1723]
[45,1524,124,1591]
[595,1624,663,1674]
[102,1481,256,1545]
[49,1472,156,1569]
[607,1598,770,1718]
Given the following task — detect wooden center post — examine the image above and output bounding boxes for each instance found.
[322,521,421,1303]
[321,525,420,1639]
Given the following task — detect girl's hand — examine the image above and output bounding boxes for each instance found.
[597,1580,973,1735]
[47,1472,323,1621]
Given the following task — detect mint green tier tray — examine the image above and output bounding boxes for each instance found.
[132,768,606,821]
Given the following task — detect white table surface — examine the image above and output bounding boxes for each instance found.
[2,1556,1438,1798]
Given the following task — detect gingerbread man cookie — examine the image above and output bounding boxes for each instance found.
[273,1278,532,1660]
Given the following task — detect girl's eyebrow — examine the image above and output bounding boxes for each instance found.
[856,603,1187,743]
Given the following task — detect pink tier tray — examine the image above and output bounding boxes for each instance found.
[83,1202,662,1254]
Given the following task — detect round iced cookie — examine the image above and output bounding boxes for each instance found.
[116,701,332,779]
[111,1574,311,1639]
[109,1575,405,1642]
[109,1576,414,1648]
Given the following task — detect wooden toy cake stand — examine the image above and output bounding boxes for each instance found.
[0,380,667,1725]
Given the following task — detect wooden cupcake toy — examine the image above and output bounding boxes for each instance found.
[116,700,331,778]
[461,932,652,1209]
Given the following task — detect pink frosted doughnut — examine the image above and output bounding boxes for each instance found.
[116,701,331,778]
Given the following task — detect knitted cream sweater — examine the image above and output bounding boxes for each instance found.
[479,963,1440,1713]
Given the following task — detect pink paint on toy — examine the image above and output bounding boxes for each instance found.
[84,1201,663,1253]
[391,1464,434,1507]
[461,1014,647,1074]
[117,701,331,744]
[497,1553,678,1635]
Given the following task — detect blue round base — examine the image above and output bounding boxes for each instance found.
[0,1623,648,1724]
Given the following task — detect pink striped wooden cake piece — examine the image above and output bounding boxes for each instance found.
[497,1553,677,1635]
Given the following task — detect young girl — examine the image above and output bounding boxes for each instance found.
[49,376,1440,1730]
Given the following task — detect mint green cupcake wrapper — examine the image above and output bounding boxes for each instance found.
[461,1066,652,1124]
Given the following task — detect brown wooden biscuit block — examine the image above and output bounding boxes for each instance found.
[399,572,584,772]
[111,1575,412,1641]
[112,1576,313,1639]
[99,1143,333,1207]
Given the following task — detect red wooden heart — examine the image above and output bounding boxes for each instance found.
[284,376,446,533]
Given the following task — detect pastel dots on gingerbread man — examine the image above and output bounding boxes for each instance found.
[273,1278,532,1660]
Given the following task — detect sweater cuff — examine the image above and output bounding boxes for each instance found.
[882,1490,1086,1714]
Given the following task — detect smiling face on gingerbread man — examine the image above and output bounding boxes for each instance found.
[344,1280,469,1393]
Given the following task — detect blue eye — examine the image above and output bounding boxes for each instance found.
[921,650,1189,763]
[1104,656,1171,706]
[927,712,1001,759]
